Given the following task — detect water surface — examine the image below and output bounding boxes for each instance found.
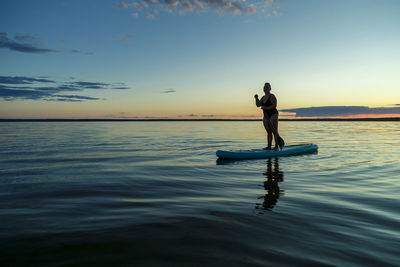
[1,121,399,266]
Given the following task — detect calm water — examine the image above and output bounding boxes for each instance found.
[1,121,399,266]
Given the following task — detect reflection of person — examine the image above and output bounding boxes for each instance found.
[254,83,279,150]
[256,158,284,212]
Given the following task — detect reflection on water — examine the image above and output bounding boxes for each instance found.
[216,157,285,212]
[256,158,284,213]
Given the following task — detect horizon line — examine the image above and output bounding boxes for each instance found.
[1,118,399,122]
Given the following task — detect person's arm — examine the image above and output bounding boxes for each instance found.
[254,94,261,107]
[261,94,277,110]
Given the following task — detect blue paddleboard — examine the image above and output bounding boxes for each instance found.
[216,143,318,160]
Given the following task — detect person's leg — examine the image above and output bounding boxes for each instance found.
[269,114,279,150]
[263,118,273,149]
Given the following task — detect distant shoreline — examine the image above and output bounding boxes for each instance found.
[1,118,399,122]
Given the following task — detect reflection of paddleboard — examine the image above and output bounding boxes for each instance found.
[216,143,318,160]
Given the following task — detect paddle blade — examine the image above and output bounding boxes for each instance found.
[278,135,285,150]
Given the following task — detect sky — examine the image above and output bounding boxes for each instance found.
[1,0,400,119]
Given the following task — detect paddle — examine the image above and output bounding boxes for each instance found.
[255,94,285,150]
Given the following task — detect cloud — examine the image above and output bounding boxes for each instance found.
[114,2,131,9]
[0,32,57,54]
[246,4,256,14]
[180,114,218,118]
[146,13,155,19]
[178,114,259,118]
[0,76,55,84]
[68,81,130,90]
[53,95,102,102]
[161,88,176,93]
[0,86,52,101]
[70,81,108,89]
[0,76,130,102]
[14,34,38,44]
[71,49,94,55]
[281,106,400,117]
[115,0,278,19]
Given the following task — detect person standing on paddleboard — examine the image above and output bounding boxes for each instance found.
[254,82,283,151]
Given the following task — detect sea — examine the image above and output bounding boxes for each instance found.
[1,121,399,266]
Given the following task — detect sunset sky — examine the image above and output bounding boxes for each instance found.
[1,0,399,119]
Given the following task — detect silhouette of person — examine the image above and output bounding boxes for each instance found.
[254,83,280,150]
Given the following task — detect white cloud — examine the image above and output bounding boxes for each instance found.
[114,0,278,19]
[114,2,130,9]
[246,4,256,14]
[146,13,155,19]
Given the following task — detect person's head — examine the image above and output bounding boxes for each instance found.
[263,82,271,93]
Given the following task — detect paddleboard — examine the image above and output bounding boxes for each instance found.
[216,143,318,160]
